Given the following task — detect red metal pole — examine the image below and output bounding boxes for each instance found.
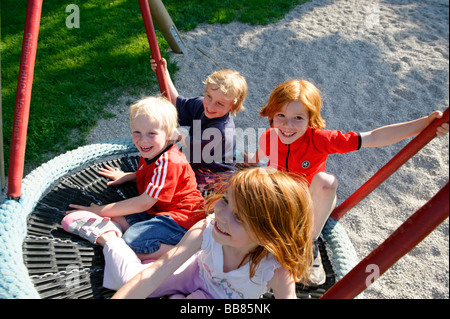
[138,0,171,103]
[321,182,449,299]
[7,0,43,199]
[331,108,449,220]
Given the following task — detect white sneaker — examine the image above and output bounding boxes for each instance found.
[307,241,326,286]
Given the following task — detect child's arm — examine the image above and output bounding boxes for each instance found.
[68,192,157,218]
[268,267,297,299]
[242,133,269,165]
[240,149,264,167]
[98,164,136,186]
[112,219,206,299]
[150,57,179,105]
[361,110,449,148]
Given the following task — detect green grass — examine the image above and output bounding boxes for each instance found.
[1,0,308,170]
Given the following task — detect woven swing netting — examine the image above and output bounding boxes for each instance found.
[0,139,359,299]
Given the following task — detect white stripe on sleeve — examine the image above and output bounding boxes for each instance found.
[145,152,169,199]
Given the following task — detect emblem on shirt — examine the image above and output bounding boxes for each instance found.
[302,160,310,169]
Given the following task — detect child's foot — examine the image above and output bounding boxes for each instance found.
[62,210,122,244]
[307,240,326,286]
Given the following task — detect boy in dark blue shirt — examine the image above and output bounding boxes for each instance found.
[151,58,248,191]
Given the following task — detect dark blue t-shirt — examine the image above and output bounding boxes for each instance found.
[176,95,236,173]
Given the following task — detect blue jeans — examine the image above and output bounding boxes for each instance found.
[123,212,187,254]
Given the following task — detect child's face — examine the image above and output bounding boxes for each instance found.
[212,189,259,253]
[203,85,235,119]
[272,101,310,144]
[131,114,170,159]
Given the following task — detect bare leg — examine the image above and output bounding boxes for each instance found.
[309,172,338,240]
[92,216,174,261]
[111,216,130,233]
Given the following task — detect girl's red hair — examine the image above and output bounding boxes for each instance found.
[260,80,326,129]
[206,167,313,283]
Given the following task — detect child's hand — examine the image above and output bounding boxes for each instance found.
[98,164,130,186]
[437,123,449,137]
[428,110,449,137]
[242,151,255,164]
[150,56,167,73]
[236,152,257,169]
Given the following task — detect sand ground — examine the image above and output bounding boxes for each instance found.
[5,0,448,299]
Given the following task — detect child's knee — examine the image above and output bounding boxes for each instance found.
[311,172,338,193]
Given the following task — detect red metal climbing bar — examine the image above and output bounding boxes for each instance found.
[331,108,449,220]
[138,0,172,102]
[322,182,449,299]
[7,0,43,199]
[7,0,170,199]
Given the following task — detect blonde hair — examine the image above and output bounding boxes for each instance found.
[203,69,248,116]
[129,96,178,140]
[260,79,326,129]
[206,167,313,283]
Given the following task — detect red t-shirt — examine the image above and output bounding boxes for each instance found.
[135,145,205,229]
[259,127,361,184]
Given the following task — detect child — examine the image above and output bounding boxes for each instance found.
[62,167,314,299]
[245,79,449,284]
[151,57,248,191]
[67,96,205,260]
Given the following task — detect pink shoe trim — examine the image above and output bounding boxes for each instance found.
[62,210,122,243]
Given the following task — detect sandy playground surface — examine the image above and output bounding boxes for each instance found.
[80,0,450,299]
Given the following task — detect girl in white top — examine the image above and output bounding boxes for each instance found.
[64,167,314,299]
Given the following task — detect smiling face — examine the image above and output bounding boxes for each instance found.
[131,114,170,159]
[203,85,235,119]
[212,188,259,253]
[272,101,310,144]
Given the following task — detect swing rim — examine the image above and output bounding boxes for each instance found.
[0,138,359,299]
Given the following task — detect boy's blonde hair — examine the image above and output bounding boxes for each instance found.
[129,96,178,140]
[260,80,326,129]
[203,69,248,116]
[206,167,313,283]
